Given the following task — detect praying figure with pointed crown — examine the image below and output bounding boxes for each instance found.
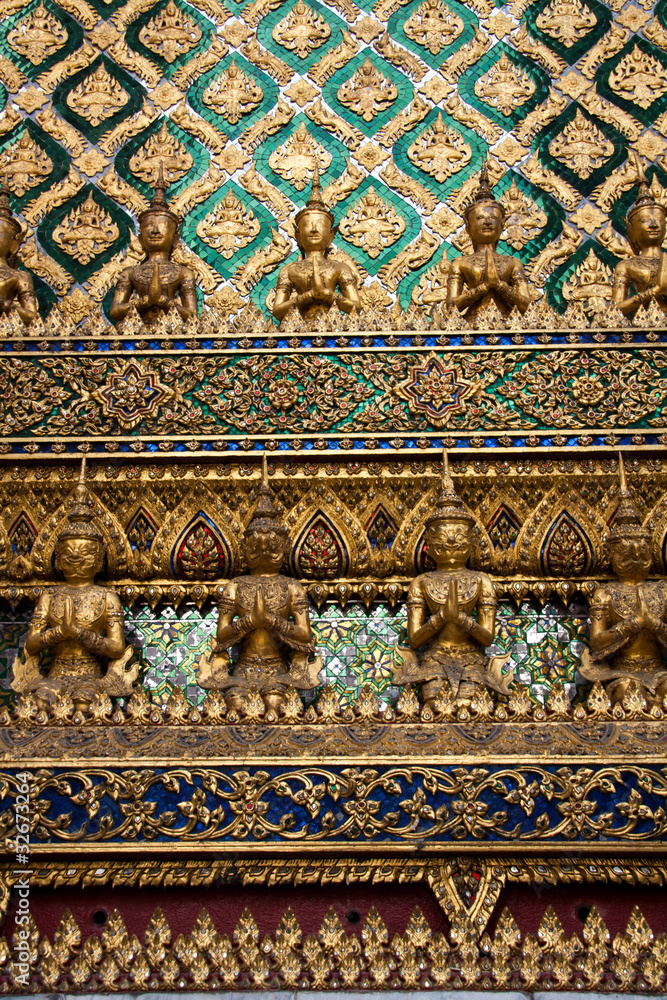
[612,153,667,317]
[433,158,531,327]
[11,457,138,708]
[0,177,38,326]
[197,456,321,713]
[272,163,360,324]
[109,163,197,324]
[581,454,667,704]
[393,453,512,708]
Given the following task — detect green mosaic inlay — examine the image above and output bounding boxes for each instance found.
[0,598,591,710]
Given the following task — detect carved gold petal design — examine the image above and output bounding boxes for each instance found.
[548,109,615,178]
[608,43,667,110]
[336,56,398,122]
[473,52,536,116]
[0,131,52,197]
[562,248,613,314]
[338,186,406,258]
[66,64,129,127]
[7,3,68,65]
[202,59,263,124]
[535,0,597,47]
[272,1,331,58]
[403,0,464,55]
[407,112,472,183]
[267,121,331,191]
[138,0,202,64]
[52,192,120,265]
[196,188,261,258]
[498,179,548,250]
[128,122,194,186]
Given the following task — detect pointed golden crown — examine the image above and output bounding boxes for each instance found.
[607,452,649,543]
[245,455,288,537]
[426,451,475,528]
[139,161,180,227]
[627,152,665,224]
[58,455,104,544]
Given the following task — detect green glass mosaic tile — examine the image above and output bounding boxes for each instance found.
[0,599,593,710]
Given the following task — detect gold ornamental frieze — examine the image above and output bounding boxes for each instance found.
[272,1,332,58]
[196,189,261,257]
[535,0,597,47]
[138,0,203,63]
[548,109,615,178]
[128,123,194,186]
[202,61,264,124]
[407,114,472,182]
[608,44,667,110]
[338,186,406,258]
[52,193,120,264]
[0,132,53,198]
[474,53,536,117]
[336,57,399,122]
[267,122,332,190]
[403,0,465,55]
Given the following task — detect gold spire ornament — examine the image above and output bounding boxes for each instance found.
[392,450,513,707]
[582,453,667,705]
[612,152,667,317]
[272,162,361,325]
[433,158,532,326]
[197,455,322,715]
[11,456,138,708]
[109,162,197,325]
[0,176,39,326]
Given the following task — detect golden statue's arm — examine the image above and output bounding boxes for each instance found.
[273,266,302,321]
[446,259,488,313]
[13,272,38,326]
[407,579,445,648]
[175,269,197,320]
[109,270,133,323]
[590,586,667,656]
[611,262,660,317]
[25,591,125,660]
[215,582,252,650]
[337,270,361,315]
[216,583,314,652]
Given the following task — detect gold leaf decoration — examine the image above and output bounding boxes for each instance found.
[0,132,52,197]
[407,112,472,182]
[474,52,536,116]
[403,0,464,55]
[535,0,597,47]
[267,121,331,190]
[66,64,129,126]
[196,188,261,258]
[128,122,194,186]
[338,186,406,258]
[202,60,263,124]
[548,108,615,178]
[336,56,398,122]
[272,1,331,58]
[7,3,68,65]
[138,0,203,64]
[52,193,120,265]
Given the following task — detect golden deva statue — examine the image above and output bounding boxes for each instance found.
[612,153,667,317]
[109,164,197,324]
[12,458,138,708]
[198,457,321,712]
[0,179,38,326]
[272,163,361,324]
[581,454,667,704]
[393,453,512,707]
[433,159,531,326]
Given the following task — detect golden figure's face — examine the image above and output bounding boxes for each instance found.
[245,529,286,573]
[139,212,177,254]
[56,537,102,580]
[627,205,666,251]
[297,210,332,254]
[467,204,504,246]
[427,520,472,569]
[610,536,652,579]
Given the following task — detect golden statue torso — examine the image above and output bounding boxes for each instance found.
[449,249,526,319]
[275,256,357,320]
[30,583,123,681]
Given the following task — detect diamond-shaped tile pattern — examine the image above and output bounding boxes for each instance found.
[0,0,663,317]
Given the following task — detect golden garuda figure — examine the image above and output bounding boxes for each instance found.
[581,454,667,704]
[433,159,531,326]
[12,458,138,708]
[272,163,361,324]
[0,178,38,326]
[612,153,667,317]
[198,457,321,712]
[109,163,197,324]
[393,453,512,707]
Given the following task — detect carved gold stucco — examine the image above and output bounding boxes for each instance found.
[403,0,464,55]
[138,0,203,63]
[7,3,68,65]
[338,186,406,258]
[202,60,263,124]
[474,52,536,116]
[196,188,261,257]
[52,193,120,265]
[66,64,130,127]
[407,112,472,183]
[0,131,53,197]
[272,1,331,58]
[336,57,398,122]
[128,122,194,186]
[548,108,615,178]
[268,121,331,190]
